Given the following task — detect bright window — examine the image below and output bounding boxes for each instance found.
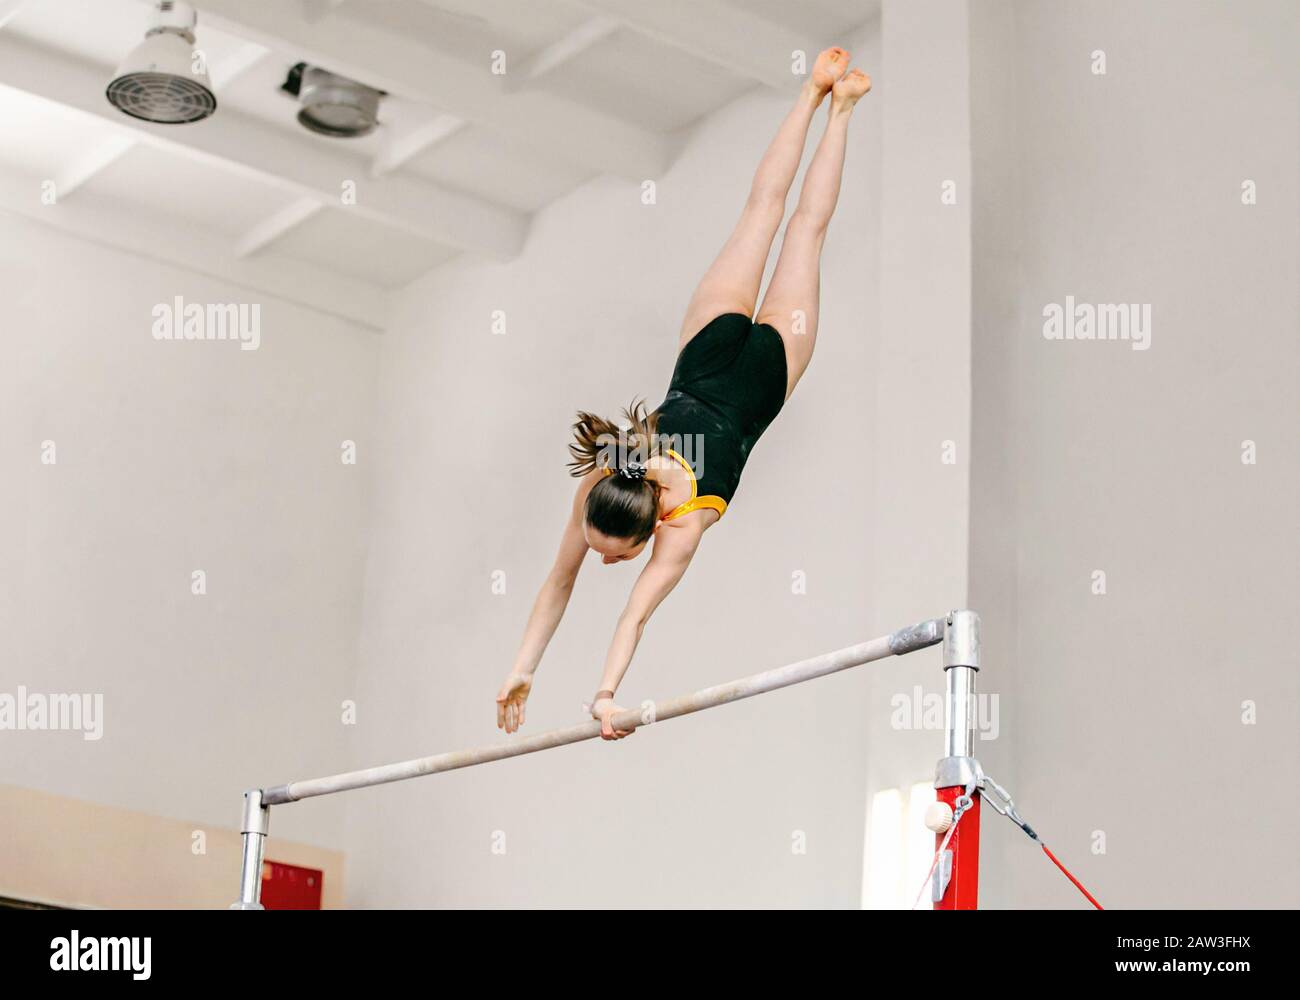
[862,780,937,909]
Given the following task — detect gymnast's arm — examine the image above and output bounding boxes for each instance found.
[590,517,704,740]
[495,477,593,733]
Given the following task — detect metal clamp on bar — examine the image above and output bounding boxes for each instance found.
[943,609,980,670]
[888,617,945,655]
[263,784,294,807]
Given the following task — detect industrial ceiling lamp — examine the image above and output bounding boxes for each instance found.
[282,62,383,138]
[106,1,216,124]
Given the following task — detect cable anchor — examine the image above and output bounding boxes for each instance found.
[975,768,1037,841]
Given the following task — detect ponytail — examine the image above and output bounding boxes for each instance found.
[567,399,661,476]
[569,400,663,544]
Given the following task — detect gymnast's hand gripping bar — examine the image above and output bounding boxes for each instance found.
[234,612,972,908]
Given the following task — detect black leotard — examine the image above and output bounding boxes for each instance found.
[652,313,787,520]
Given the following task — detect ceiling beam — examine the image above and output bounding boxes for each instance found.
[0,165,388,331]
[54,134,136,200]
[301,0,348,24]
[0,34,527,258]
[504,15,620,92]
[191,0,668,179]
[206,41,269,90]
[574,0,805,91]
[0,1,25,31]
[234,197,323,258]
[370,113,465,179]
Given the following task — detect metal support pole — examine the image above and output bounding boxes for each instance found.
[933,609,982,910]
[943,608,980,758]
[231,788,269,910]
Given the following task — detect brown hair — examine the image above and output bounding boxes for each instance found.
[568,399,663,545]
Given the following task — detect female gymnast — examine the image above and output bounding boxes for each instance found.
[497,47,871,741]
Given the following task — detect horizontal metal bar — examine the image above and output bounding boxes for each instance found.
[261,618,946,806]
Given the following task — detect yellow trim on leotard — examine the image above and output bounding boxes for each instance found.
[660,449,727,521]
[663,494,728,520]
[597,448,728,520]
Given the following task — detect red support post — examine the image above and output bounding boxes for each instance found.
[933,787,980,910]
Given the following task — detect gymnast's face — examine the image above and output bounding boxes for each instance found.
[585,525,651,564]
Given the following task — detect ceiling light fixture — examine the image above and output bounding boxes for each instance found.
[106,1,216,125]
[281,62,383,138]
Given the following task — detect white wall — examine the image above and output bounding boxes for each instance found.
[339,22,919,908]
[970,0,1299,907]
[862,0,975,907]
[0,219,378,848]
[967,0,1023,911]
[0,783,347,909]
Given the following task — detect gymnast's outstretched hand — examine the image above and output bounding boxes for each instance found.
[496,673,532,734]
[592,697,635,741]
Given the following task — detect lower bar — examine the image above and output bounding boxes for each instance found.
[263,620,945,806]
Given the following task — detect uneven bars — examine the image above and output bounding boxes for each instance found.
[259,617,945,807]
[234,614,959,907]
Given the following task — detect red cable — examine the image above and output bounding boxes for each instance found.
[1040,842,1103,910]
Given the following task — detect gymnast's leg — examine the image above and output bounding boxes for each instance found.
[756,68,871,399]
[676,47,850,348]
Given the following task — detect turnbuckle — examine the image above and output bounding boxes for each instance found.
[977,768,1037,840]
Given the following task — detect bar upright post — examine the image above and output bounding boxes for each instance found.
[944,609,980,758]
[231,788,269,910]
[933,609,982,910]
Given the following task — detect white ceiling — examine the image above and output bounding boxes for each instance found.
[0,0,877,329]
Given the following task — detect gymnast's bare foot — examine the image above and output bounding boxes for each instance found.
[831,68,872,111]
[808,47,849,99]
